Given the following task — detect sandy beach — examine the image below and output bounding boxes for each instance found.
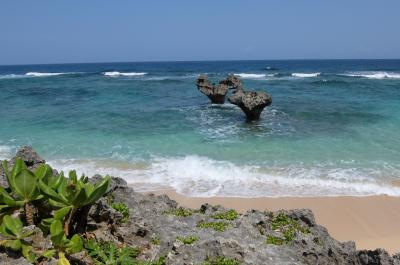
[147,189,400,254]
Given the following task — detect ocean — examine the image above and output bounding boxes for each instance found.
[0,60,399,197]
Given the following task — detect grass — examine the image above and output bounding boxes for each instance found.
[211,210,239,221]
[176,235,198,245]
[265,212,310,245]
[151,236,161,245]
[163,207,192,217]
[197,221,230,232]
[203,256,240,265]
[112,202,130,223]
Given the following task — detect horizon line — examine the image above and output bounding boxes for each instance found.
[1,58,400,67]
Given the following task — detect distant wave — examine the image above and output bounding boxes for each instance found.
[25,72,68,77]
[103,71,147,77]
[0,72,75,79]
[292,72,320,78]
[234,73,269,79]
[264,66,279,71]
[341,71,400,79]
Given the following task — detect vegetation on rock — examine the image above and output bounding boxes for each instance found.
[265,212,310,245]
[112,202,129,223]
[176,235,198,244]
[211,209,239,221]
[203,256,240,265]
[197,221,230,232]
[163,207,192,217]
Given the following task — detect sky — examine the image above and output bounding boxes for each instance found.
[1,0,400,65]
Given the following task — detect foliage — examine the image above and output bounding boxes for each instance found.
[211,210,239,221]
[265,212,310,245]
[85,239,140,265]
[203,256,240,265]
[151,235,160,245]
[112,202,129,223]
[197,221,230,232]
[0,159,110,264]
[38,169,110,235]
[163,207,192,217]
[176,235,198,244]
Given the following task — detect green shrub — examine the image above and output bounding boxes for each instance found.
[85,239,140,265]
[197,221,230,232]
[112,202,130,223]
[211,210,239,220]
[176,235,198,244]
[265,212,310,245]
[203,256,240,265]
[0,159,110,265]
[163,207,192,217]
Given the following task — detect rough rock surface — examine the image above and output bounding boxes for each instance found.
[228,88,272,121]
[196,75,230,104]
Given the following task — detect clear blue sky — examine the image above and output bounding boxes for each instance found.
[1,0,399,65]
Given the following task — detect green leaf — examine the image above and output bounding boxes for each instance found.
[57,252,71,265]
[13,169,38,200]
[21,243,36,262]
[1,160,11,185]
[11,158,27,178]
[1,239,22,250]
[54,206,72,220]
[0,185,24,207]
[50,220,64,247]
[42,249,56,259]
[3,215,23,236]
[85,176,110,205]
[66,234,83,254]
[34,164,53,180]
[38,180,68,204]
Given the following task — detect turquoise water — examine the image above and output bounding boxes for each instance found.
[1,60,400,196]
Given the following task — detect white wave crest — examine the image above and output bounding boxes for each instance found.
[342,71,400,79]
[292,73,320,78]
[25,72,66,77]
[48,156,400,198]
[103,71,147,77]
[234,73,267,79]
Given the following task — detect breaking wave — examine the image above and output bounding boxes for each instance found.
[292,73,320,78]
[234,73,269,79]
[341,71,400,79]
[103,71,147,77]
[48,155,400,198]
[25,72,69,77]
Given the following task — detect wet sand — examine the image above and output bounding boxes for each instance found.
[146,189,400,254]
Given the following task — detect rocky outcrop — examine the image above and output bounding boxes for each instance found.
[196,75,272,120]
[196,75,230,104]
[228,88,272,120]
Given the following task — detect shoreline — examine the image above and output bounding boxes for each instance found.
[143,188,400,254]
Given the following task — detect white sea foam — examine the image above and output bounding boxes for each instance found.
[234,73,268,79]
[25,72,66,77]
[342,71,400,79]
[292,72,320,78]
[103,71,147,77]
[0,145,13,160]
[47,155,400,198]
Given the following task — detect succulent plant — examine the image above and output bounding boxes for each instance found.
[1,159,46,225]
[39,170,110,235]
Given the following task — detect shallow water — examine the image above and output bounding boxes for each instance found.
[0,60,400,197]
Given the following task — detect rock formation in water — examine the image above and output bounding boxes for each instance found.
[196,74,272,120]
[228,88,272,121]
[196,75,229,104]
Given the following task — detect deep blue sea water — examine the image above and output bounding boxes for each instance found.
[1,60,400,197]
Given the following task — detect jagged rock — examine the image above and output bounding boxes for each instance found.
[12,146,45,168]
[357,249,397,265]
[228,88,272,120]
[196,75,229,104]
